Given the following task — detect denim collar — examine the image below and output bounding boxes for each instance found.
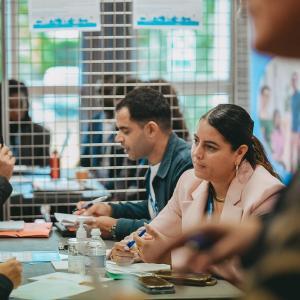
[155,132,179,179]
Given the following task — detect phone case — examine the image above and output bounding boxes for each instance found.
[136,275,175,294]
[154,270,217,286]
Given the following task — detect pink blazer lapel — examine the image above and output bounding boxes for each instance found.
[181,181,210,231]
[221,161,254,223]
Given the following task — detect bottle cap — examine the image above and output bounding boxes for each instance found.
[76,217,87,239]
[91,228,101,237]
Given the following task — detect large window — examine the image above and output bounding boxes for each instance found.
[1,0,234,220]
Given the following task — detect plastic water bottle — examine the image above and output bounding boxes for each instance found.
[68,218,87,274]
[86,228,106,278]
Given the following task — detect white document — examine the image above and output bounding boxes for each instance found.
[28,0,101,32]
[106,261,171,275]
[11,279,93,300]
[133,0,202,29]
[51,260,68,270]
[30,272,90,284]
[54,213,93,225]
[0,221,24,231]
[30,272,112,283]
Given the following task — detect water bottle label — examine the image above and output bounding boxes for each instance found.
[68,255,85,274]
[88,255,106,268]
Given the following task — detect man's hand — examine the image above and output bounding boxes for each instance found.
[0,145,15,180]
[0,258,22,288]
[74,202,112,217]
[85,216,117,239]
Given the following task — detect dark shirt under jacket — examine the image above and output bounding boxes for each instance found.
[0,274,13,300]
[0,176,14,298]
[110,132,193,240]
[10,120,50,167]
[0,176,13,207]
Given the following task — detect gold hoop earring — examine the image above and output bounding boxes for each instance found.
[235,163,239,177]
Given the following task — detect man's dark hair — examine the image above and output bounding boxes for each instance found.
[116,87,171,131]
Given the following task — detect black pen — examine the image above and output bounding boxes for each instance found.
[0,135,3,148]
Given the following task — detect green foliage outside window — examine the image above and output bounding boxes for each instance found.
[137,0,216,80]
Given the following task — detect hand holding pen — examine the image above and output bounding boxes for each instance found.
[111,224,165,265]
[73,195,110,215]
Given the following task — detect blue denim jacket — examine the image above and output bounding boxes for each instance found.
[110,132,193,240]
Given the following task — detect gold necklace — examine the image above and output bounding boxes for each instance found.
[213,195,225,203]
[209,184,225,203]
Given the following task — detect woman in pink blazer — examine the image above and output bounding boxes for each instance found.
[111,104,284,283]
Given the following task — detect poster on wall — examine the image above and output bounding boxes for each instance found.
[133,0,202,29]
[28,0,101,32]
[251,51,300,183]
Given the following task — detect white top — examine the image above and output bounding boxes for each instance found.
[148,163,161,219]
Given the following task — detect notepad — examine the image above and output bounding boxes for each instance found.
[0,221,24,231]
[55,213,93,226]
[106,261,171,276]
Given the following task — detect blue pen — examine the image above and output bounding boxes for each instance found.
[126,229,146,249]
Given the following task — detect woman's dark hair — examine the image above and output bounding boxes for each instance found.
[201,104,279,179]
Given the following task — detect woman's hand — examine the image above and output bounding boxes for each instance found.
[133,224,171,264]
[110,240,140,265]
[110,228,146,265]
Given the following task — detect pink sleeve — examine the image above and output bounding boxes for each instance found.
[141,176,184,262]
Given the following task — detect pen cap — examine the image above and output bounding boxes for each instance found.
[76,217,87,240]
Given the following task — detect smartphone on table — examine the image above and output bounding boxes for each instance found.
[136,275,175,294]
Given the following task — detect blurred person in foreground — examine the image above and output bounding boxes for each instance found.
[146,1,300,299]
[110,104,284,285]
[0,144,22,299]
